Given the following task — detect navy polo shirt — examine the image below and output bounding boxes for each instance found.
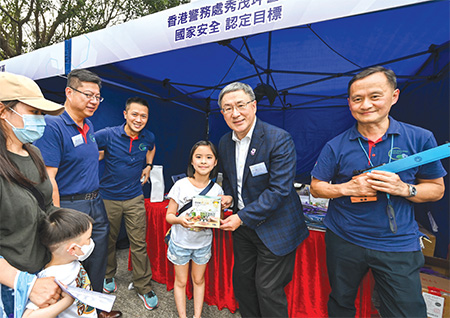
[311,117,447,252]
[95,124,155,201]
[34,111,100,196]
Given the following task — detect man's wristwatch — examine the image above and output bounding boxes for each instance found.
[146,163,153,168]
[407,184,417,197]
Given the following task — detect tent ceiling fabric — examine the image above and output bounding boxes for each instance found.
[91,0,449,113]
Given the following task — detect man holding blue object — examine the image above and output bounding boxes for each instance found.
[34,69,121,318]
[95,97,158,311]
[310,66,446,318]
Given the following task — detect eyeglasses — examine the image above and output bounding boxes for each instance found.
[69,86,104,103]
[221,100,254,115]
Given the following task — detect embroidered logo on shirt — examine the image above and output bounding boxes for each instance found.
[389,147,409,161]
[139,143,148,151]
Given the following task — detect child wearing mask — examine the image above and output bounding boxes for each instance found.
[23,208,97,318]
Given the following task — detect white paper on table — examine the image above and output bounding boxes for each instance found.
[150,165,164,202]
[55,279,116,313]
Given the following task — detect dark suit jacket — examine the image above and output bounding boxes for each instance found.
[219,118,309,256]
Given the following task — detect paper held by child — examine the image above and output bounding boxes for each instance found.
[55,279,116,313]
[189,195,221,228]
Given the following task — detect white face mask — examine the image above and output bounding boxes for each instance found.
[68,238,95,261]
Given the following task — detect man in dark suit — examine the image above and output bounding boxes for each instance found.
[219,82,309,317]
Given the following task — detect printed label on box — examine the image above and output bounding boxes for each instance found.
[423,292,444,318]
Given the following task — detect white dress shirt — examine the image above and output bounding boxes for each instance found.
[232,118,257,210]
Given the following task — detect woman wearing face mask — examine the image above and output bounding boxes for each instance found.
[0,72,65,318]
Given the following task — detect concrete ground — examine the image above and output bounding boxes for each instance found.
[110,248,242,318]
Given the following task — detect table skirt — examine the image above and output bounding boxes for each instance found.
[127,199,376,317]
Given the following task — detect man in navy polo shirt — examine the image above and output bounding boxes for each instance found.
[95,97,158,311]
[310,66,446,318]
[35,69,121,318]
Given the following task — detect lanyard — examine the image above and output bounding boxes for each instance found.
[357,134,394,168]
[358,135,397,233]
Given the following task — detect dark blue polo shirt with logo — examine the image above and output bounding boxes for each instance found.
[35,111,99,196]
[95,123,155,200]
[311,116,447,252]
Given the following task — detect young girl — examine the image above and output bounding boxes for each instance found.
[166,140,224,318]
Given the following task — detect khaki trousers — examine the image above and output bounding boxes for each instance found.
[103,195,152,295]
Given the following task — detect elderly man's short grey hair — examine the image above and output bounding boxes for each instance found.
[218,82,255,108]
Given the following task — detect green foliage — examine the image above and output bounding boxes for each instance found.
[0,0,189,60]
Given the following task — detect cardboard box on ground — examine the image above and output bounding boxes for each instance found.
[419,224,437,257]
[425,256,450,278]
[417,224,450,318]
[421,272,450,318]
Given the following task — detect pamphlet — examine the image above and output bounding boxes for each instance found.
[55,279,116,313]
[189,195,221,228]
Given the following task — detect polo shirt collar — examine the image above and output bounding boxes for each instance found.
[232,117,257,143]
[348,116,401,141]
[120,123,128,137]
[61,110,85,127]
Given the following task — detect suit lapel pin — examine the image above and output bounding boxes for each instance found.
[250,148,256,156]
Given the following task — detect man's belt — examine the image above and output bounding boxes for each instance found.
[60,190,99,201]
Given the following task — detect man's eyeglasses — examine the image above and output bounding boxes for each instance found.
[221,100,254,114]
[69,86,104,103]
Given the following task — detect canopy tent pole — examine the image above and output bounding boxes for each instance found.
[100,78,205,114]
[401,41,449,92]
[64,39,72,75]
